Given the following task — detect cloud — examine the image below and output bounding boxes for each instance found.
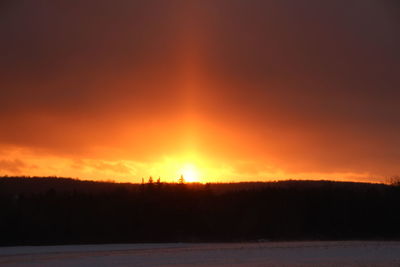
[0,1,398,182]
[71,159,134,175]
[0,159,28,174]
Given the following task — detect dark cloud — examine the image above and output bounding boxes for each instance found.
[194,0,400,175]
[0,0,399,179]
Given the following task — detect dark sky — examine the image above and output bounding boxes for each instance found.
[0,0,399,182]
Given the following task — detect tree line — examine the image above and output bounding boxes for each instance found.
[0,177,399,245]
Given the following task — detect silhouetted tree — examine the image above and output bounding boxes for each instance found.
[389,175,400,186]
[1,176,400,245]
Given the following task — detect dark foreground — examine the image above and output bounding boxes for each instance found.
[1,242,400,266]
[1,177,400,245]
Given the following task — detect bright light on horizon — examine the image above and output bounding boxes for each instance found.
[178,163,201,183]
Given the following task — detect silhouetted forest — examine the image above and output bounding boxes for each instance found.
[1,177,400,245]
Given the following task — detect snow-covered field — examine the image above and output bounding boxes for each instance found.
[1,241,400,266]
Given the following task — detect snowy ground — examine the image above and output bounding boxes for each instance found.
[1,241,400,266]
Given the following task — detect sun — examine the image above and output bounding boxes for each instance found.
[179,163,200,183]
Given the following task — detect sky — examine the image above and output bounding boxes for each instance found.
[0,0,399,183]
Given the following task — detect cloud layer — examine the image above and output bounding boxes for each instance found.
[0,0,399,182]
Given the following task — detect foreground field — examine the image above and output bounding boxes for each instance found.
[1,241,400,266]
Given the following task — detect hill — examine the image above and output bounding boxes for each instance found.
[0,177,399,245]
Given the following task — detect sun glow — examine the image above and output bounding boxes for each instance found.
[179,163,200,183]
[156,152,238,183]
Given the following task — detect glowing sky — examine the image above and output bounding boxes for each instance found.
[0,1,399,182]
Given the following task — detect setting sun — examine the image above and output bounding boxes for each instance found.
[179,163,200,183]
[1,1,399,262]
[0,0,397,185]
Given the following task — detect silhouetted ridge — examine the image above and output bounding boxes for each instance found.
[0,176,399,245]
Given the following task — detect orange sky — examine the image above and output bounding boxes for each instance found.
[0,1,399,183]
